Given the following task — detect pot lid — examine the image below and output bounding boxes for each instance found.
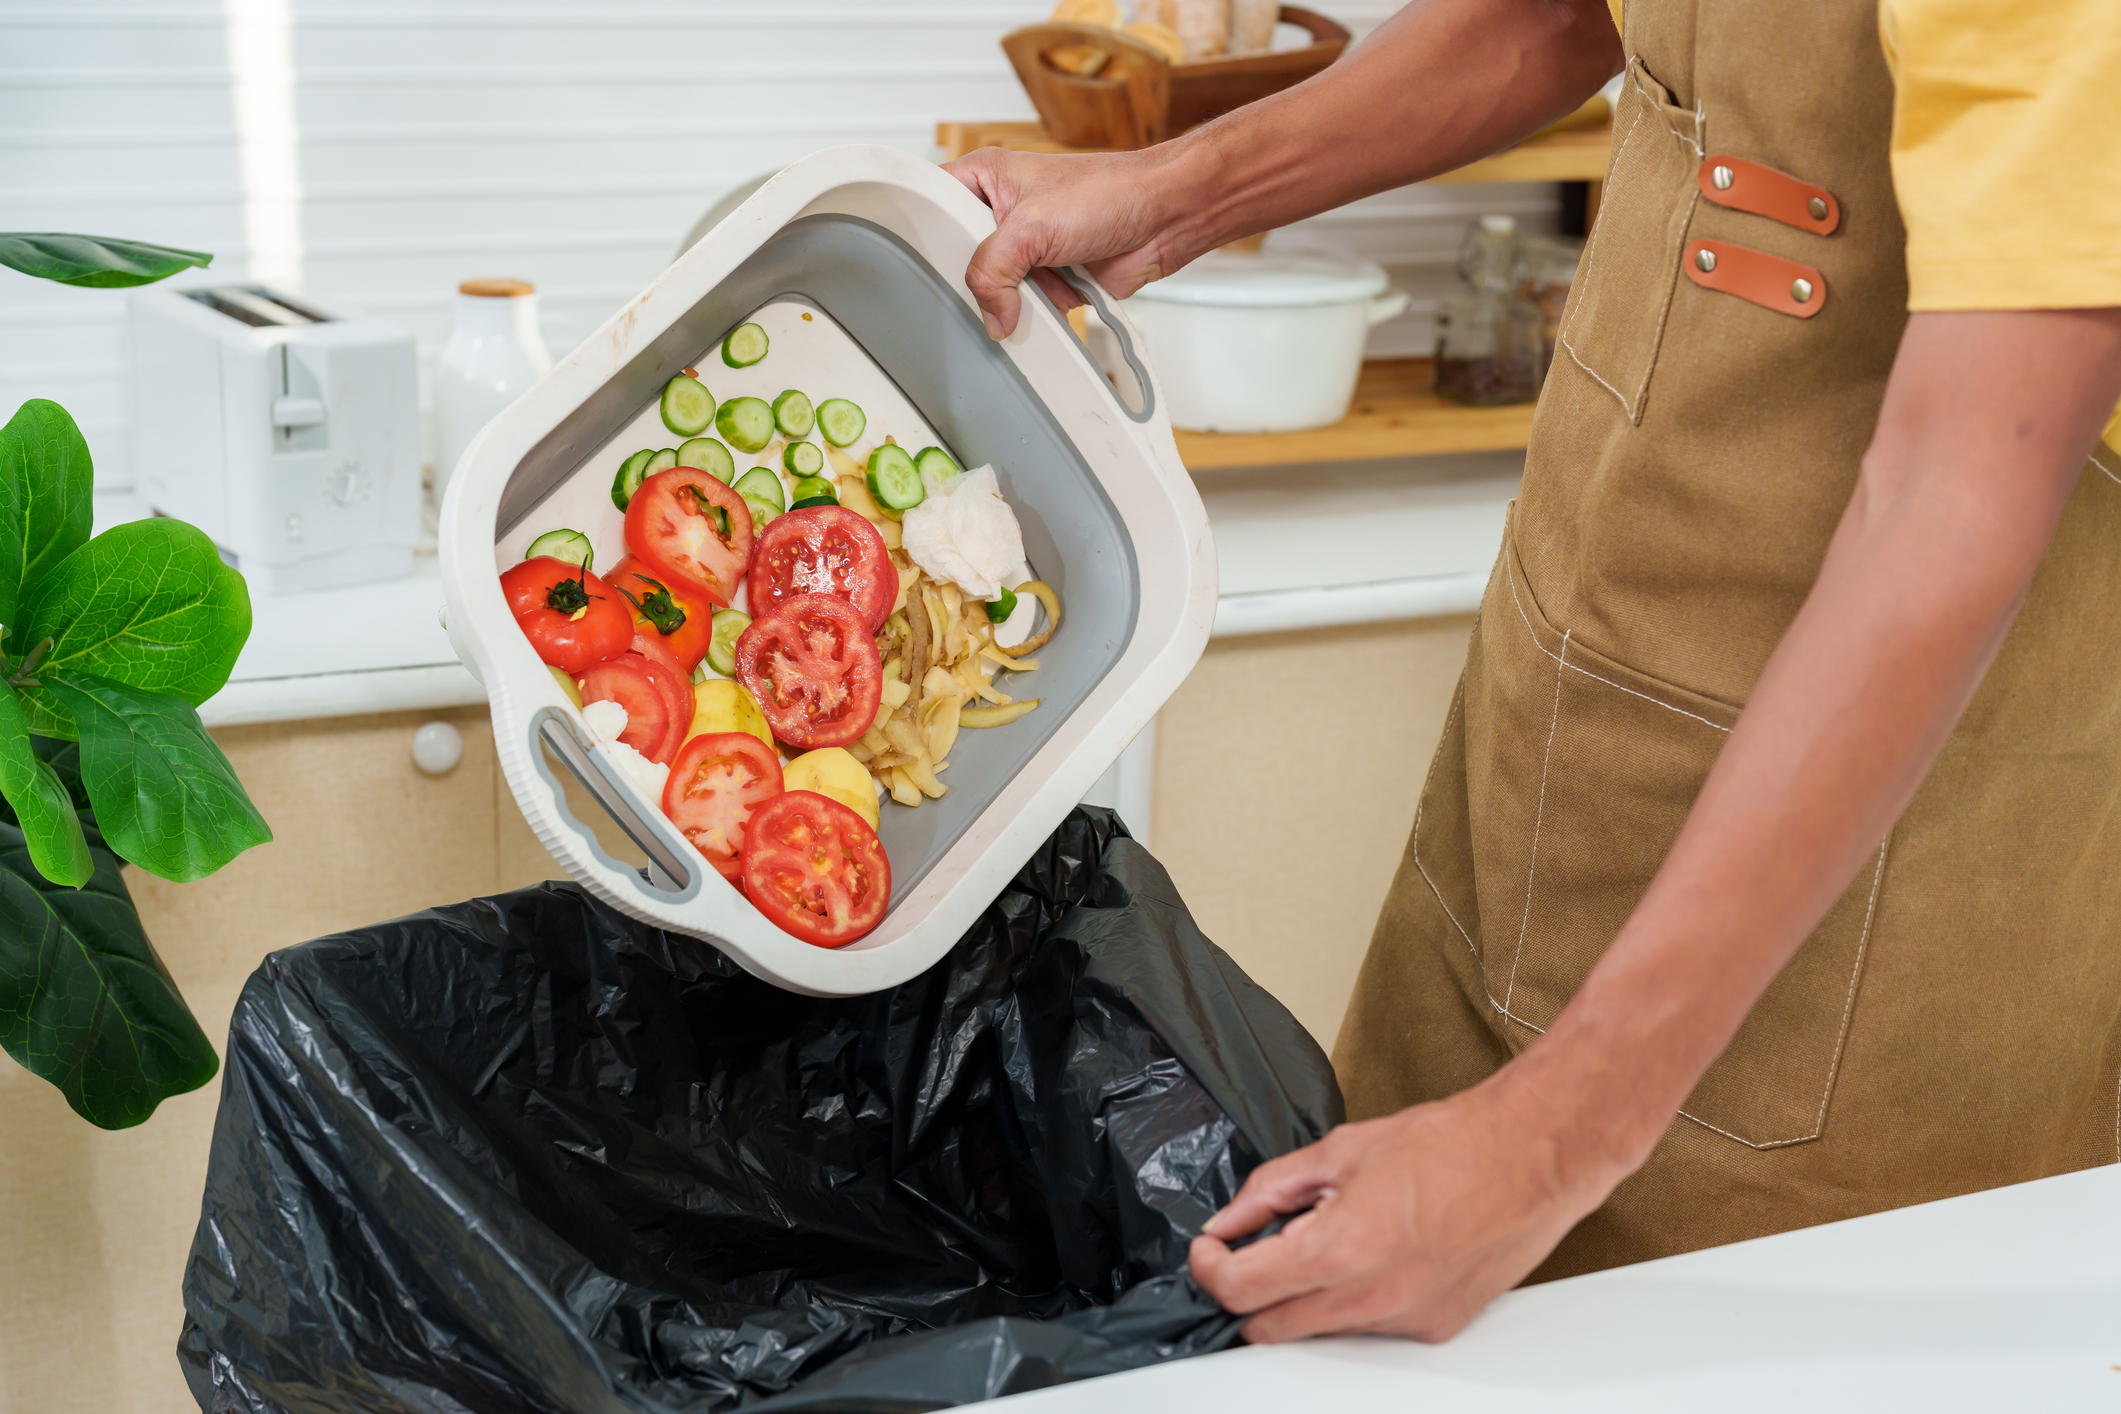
[1128,249,1390,309]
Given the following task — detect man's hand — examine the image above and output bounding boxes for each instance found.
[1190,1068,1631,1343]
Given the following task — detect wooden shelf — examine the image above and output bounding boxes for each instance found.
[1173,358,1537,470]
[935,119,1611,182]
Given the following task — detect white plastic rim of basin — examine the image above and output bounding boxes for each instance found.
[438,145,1217,998]
[1129,248,1389,308]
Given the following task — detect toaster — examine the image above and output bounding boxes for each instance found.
[131,284,421,593]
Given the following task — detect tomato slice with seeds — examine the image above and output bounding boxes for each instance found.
[732,594,883,750]
[625,467,754,607]
[501,557,633,673]
[747,505,895,633]
[605,554,715,673]
[741,789,891,947]
[662,731,783,881]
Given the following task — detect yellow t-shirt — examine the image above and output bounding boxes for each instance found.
[1884,0,2121,450]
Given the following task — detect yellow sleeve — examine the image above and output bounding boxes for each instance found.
[1881,0,2121,313]
[1881,0,2121,453]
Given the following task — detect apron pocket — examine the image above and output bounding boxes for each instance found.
[1471,537,1888,1149]
[1556,55,1703,424]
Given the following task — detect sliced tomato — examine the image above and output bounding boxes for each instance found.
[733,594,883,750]
[625,467,753,607]
[576,655,679,763]
[747,505,895,632]
[624,630,694,762]
[662,732,783,881]
[605,554,715,673]
[501,557,633,673]
[741,790,891,947]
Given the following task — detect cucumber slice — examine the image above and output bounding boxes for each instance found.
[782,440,824,478]
[677,436,735,483]
[771,389,815,439]
[815,397,866,447]
[646,447,680,475]
[733,465,785,512]
[789,476,837,505]
[526,528,594,572]
[660,374,714,436]
[611,448,654,509]
[914,446,960,485]
[715,396,775,453]
[866,444,923,514]
[706,609,750,677]
[722,322,769,368]
[985,584,1019,623]
[789,496,835,511]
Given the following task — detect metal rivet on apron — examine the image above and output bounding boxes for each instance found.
[1791,277,1814,302]
[1695,248,1717,273]
[1808,196,1828,220]
[1712,165,1735,190]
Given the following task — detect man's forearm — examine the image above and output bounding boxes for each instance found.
[1507,309,2121,1180]
[1152,0,1620,260]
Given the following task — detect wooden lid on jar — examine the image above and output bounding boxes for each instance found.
[458,278,534,298]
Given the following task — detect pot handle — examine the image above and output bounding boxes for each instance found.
[1366,290,1411,327]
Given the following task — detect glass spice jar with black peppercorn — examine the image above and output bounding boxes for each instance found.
[1434,215,1546,406]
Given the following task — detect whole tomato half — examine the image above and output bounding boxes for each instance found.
[501,557,633,673]
[747,505,895,633]
[733,594,883,750]
[663,731,783,881]
[605,554,715,673]
[741,789,891,947]
[625,467,754,606]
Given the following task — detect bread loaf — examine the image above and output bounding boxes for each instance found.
[1132,0,1228,61]
[1121,20,1185,63]
[1051,0,1122,24]
[1229,0,1278,52]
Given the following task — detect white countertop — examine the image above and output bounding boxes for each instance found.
[993,1165,2121,1412]
[96,450,1519,727]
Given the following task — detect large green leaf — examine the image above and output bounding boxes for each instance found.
[16,517,251,737]
[0,687,89,887]
[0,233,212,289]
[0,399,94,641]
[42,671,270,882]
[0,812,218,1128]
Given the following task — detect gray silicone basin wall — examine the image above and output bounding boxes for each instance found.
[498,214,1142,909]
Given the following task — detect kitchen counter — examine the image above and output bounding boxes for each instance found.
[993,1164,2121,1411]
[95,450,1519,728]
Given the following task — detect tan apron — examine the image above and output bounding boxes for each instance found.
[1333,0,2121,1280]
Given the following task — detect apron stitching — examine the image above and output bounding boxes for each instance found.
[1411,678,1483,967]
[2089,445,2119,485]
[1561,105,1652,414]
[1504,629,1571,1018]
[1628,185,1698,413]
[1507,557,1733,734]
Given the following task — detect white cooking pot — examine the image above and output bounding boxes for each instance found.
[1121,250,1409,434]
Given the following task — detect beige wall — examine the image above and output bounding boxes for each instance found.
[0,615,1472,1413]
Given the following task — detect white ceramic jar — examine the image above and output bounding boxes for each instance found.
[433,278,554,496]
[1122,250,1409,433]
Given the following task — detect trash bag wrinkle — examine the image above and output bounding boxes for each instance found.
[180,807,1342,1413]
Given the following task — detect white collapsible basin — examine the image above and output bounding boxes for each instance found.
[1123,249,1409,434]
[438,146,1215,996]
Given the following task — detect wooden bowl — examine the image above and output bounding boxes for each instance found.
[1001,7,1352,151]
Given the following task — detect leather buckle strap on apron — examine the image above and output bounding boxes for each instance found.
[1684,239,1827,318]
[1697,155,1841,234]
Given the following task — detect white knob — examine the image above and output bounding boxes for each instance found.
[411,720,464,775]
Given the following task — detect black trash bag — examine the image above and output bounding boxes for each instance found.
[179,808,1342,1413]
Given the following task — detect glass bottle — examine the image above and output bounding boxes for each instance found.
[1433,215,1546,406]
